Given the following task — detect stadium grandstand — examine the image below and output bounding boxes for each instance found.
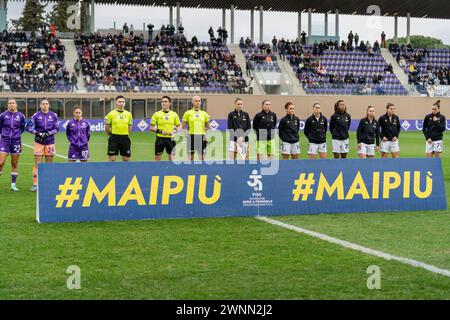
[0,0,449,107]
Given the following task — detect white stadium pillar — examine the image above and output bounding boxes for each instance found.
[250,9,254,42]
[308,8,312,44]
[259,5,264,44]
[407,12,411,45]
[222,8,226,30]
[335,9,340,38]
[297,11,301,40]
[230,4,235,44]
[394,16,398,41]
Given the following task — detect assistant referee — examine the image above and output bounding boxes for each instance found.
[182,96,210,161]
[105,95,133,162]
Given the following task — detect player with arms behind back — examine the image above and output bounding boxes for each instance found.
[423,100,446,158]
[66,106,91,162]
[278,101,301,160]
[357,106,380,159]
[378,102,401,158]
[0,98,26,191]
[105,95,133,162]
[227,97,251,160]
[304,103,328,159]
[182,96,210,161]
[329,100,351,159]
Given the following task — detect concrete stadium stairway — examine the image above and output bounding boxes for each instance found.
[228,44,262,95]
[381,48,419,96]
[61,39,86,93]
[279,58,307,96]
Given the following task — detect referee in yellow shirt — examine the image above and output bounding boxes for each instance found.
[182,96,210,161]
[150,96,181,161]
[105,95,133,162]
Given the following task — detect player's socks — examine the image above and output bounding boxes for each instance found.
[32,166,38,186]
[11,172,18,184]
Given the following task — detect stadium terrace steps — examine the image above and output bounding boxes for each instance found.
[381,48,417,96]
[228,44,262,95]
[61,39,86,93]
[279,58,307,95]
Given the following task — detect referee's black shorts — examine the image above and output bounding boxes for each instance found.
[189,134,207,154]
[107,134,131,157]
[155,137,176,155]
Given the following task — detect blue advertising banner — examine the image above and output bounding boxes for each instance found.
[57,118,450,133]
[37,159,446,223]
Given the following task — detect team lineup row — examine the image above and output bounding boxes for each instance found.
[0,96,446,191]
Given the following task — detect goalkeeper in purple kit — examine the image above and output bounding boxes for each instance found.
[66,106,91,162]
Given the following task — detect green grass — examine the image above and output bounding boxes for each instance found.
[1,131,450,299]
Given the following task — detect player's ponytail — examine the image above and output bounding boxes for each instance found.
[433,100,441,109]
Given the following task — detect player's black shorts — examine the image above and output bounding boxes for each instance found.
[189,134,207,154]
[108,134,131,157]
[155,137,176,155]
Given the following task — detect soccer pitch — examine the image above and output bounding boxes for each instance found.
[1,131,450,299]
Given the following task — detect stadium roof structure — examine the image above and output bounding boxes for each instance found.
[22,0,450,20]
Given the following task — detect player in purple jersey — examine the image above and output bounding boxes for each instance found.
[0,98,26,191]
[66,106,90,162]
[26,98,59,192]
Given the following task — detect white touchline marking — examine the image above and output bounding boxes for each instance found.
[256,216,450,278]
[22,143,68,160]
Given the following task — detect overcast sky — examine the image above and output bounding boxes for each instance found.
[6,2,450,44]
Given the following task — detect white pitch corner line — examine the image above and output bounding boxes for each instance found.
[22,143,68,160]
[256,216,450,278]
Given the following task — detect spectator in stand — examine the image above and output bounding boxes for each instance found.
[147,23,154,40]
[123,23,129,35]
[50,23,57,38]
[208,26,214,40]
[223,29,228,44]
[178,24,184,34]
[381,31,386,48]
[348,31,354,48]
[272,36,278,53]
[301,31,307,45]
[74,59,81,77]
[354,33,359,47]
[70,73,78,92]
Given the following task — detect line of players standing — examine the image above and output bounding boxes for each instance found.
[0,96,446,192]
[227,98,446,161]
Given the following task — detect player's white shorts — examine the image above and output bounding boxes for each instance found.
[358,143,376,156]
[426,140,443,153]
[228,140,249,153]
[380,140,400,153]
[281,142,300,155]
[332,139,349,154]
[308,143,327,155]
